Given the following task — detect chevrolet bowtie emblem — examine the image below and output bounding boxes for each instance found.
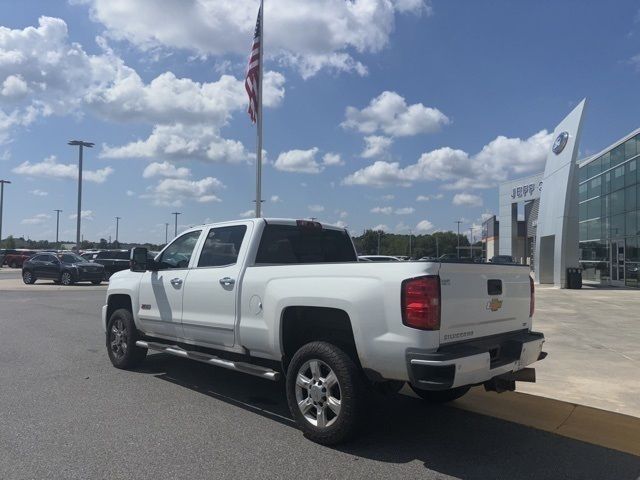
[487,298,503,312]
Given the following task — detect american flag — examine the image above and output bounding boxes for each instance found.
[245,6,261,124]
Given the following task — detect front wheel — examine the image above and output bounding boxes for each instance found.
[60,271,75,286]
[106,308,147,369]
[286,341,366,445]
[410,384,471,403]
[22,270,36,284]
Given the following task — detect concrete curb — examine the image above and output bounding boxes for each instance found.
[451,387,640,457]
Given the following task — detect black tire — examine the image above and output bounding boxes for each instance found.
[60,271,75,286]
[103,271,111,281]
[91,279,102,285]
[286,341,366,445]
[22,270,36,285]
[410,384,471,403]
[10,261,18,268]
[106,308,147,369]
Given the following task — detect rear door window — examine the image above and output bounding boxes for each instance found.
[255,224,356,264]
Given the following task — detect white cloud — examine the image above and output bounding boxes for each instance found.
[28,189,48,197]
[141,177,225,207]
[322,152,344,166]
[336,210,348,219]
[372,224,388,231]
[371,206,393,214]
[76,0,428,78]
[342,91,449,137]
[270,195,281,203]
[239,209,254,218]
[13,155,114,183]
[416,193,443,201]
[415,219,434,232]
[480,212,494,221]
[21,213,51,225]
[274,147,321,173]
[142,161,191,179]
[126,190,135,196]
[308,204,325,213]
[343,130,553,189]
[452,193,483,207]
[361,135,393,158]
[69,210,94,221]
[394,207,415,215]
[0,17,286,160]
[101,124,254,164]
[1,75,28,98]
[381,194,394,201]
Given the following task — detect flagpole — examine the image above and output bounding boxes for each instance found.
[255,0,264,218]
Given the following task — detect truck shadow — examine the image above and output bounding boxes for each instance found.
[139,353,640,480]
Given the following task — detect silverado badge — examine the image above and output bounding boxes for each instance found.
[486,298,503,312]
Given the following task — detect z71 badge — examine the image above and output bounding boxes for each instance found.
[486,298,503,312]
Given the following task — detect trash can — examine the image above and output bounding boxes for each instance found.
[566,267,582,289]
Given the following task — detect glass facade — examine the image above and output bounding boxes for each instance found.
[578,133,640,287]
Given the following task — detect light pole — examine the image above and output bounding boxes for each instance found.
[0,179,10,247]
[455,220,462,259]
[54,209,62,249]
[165,223,169,244]
[68,140,94,251]
[115,216,121,245]
[172,212,181,237]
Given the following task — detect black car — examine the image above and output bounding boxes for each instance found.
[82,249,130,279]
[22,251,105,286]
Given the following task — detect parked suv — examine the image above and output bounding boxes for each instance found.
[4,249,37,268]
[22,252,105,285]
[82,249,130,279]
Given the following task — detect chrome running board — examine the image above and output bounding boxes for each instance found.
[136,340,281,381]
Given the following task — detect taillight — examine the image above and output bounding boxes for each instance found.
[401,275,440,330]
[529,275,535,317]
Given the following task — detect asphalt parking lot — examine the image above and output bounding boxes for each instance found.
[1,286,639,480]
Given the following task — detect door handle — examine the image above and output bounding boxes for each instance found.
[170,278,183,287]
[219,277,235,286]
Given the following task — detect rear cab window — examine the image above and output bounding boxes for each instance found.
[255,223,357,264]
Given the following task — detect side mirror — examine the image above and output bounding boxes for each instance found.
[130,247,149,272]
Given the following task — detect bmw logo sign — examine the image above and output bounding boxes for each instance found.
[552,131,569,155]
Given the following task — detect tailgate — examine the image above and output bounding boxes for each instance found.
[437,263,531,344]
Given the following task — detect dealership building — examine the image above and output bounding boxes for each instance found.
[482,99,639,288]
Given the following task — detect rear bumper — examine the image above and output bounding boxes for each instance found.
[407,330,545,391]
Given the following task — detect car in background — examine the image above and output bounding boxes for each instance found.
[3,249,37,268]
[358,255,401,262]
[490,255,516,264]
[22,251,105,286]
[83,249,130,280]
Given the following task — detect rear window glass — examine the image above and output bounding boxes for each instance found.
[113,251,130,260]
[255,224,356,264]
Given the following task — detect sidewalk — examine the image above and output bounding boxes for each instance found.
[517,285,640,418]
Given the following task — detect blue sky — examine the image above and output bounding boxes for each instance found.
[2,0,640,243]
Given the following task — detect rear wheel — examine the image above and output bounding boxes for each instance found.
[410,384,470,403]
[60,271,74,286]
[22,270,36,284]
[106,308,147,369]
[286,341,366,445]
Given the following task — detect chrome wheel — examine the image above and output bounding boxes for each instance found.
[61,272,73,286]
[22,271,33,284]
[295,359,342,428]
[110,318,128,359]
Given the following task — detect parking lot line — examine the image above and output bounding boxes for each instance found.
[451,387,640,457]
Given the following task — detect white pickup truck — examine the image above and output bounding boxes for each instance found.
[102,218,545,444]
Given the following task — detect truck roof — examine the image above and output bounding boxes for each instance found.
[186,218,347,232]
